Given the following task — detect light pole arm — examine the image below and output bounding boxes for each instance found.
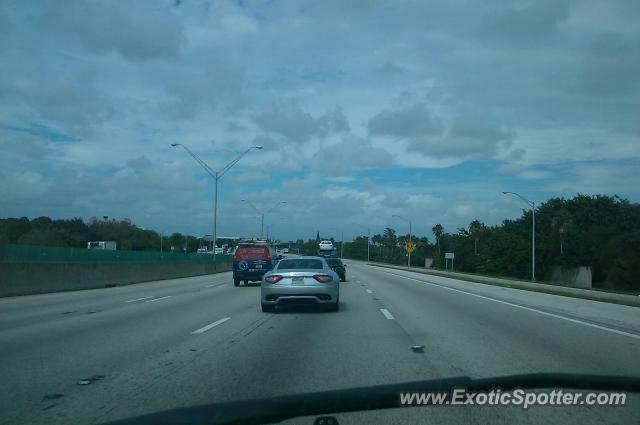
[242,199,263,215]
[218,147,260,178]
[266,201,286,214]
[171,144,217,179]
[502,191,534,208]
[392,215,411,235]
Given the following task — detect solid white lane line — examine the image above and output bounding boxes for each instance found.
[380,309,395,320]
[145,295,172,303]
[366,289,373,294]
[192,317,231,334]
[382,271,640,340]
[125,296,155,303]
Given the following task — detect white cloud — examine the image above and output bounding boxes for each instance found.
[546,161,640,199]
[508,128,640,166]
[252,103,349,143]
[1,0,638,240]
[368,103,442,138]
[310,134,391,176]
[43,0,185,61]
[407,114,514,160]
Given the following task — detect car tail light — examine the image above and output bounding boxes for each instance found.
[313,274,333,283]
[265,275,283,284]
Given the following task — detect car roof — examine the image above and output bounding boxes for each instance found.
[288,255,326,260]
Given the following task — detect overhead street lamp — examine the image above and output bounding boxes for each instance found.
[241,199,287,238]
[171,143,262,263]
[502,191,536,281]
[392,214,412,269]
[351,222,370,262]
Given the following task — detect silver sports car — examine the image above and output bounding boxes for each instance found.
[261,256,340,312]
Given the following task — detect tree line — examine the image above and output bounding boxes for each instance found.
[332,195,638,291]
[0,216,202,253]
[1,194,638,290]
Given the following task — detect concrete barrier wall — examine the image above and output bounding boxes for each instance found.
[550,266,592,288]
[0,260,233,297]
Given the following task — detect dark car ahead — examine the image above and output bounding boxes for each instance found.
[325,258,346,281]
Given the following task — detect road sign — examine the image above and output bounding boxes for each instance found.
[404,242,416,254]
[445,252,454,259]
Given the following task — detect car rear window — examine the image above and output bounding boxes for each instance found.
[235,247,269,260]
[277,259,324,269]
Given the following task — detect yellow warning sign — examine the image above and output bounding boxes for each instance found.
[404,242,416,254]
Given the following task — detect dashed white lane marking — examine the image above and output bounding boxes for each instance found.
[366,289,373,294]
[145,295,172,303]
[380,309,395,320]
[192,317,231,334]
[125,296,154,303]
[381,271,640,340]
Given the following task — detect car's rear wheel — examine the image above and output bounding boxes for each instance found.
[233,279,240,287]
[244,280,249,285]
[261,303,275,313]
[327,297,339,312]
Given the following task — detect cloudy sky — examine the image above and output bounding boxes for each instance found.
[1,0,639,242]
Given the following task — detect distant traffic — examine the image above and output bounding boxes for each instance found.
[229,237,344,312]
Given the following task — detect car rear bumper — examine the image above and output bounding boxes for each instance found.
[234,270,267,280]
[261,283,339,304]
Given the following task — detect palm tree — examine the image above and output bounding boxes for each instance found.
[432,224,443,255]
[383,227,397,258]
[468,220,483,255]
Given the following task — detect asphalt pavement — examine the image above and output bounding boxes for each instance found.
[1,262,638,425]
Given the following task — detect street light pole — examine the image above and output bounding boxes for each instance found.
[502,191,536,281]
[367,227,370,262]
[171,143,262,264]
[392,214,412,269]
[214,174,218,257]
[241,200,287,239]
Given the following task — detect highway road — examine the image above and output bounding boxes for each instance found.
[1,261,639,425]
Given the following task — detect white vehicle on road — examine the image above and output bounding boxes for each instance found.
[318,240,334,251]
